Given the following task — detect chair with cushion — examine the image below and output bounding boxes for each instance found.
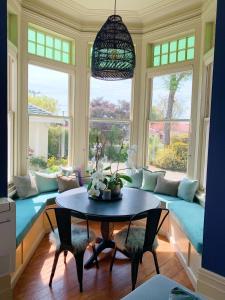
[110,208,169,290]
[45,207,98,292]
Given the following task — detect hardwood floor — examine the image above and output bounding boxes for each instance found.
[14,222,193,300]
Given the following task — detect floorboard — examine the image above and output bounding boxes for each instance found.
[14,222,193,299]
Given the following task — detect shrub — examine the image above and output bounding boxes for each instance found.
[154,141,188,172]
[29,156,47,169]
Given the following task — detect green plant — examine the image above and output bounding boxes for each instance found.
[29,156,47,169]
[154,141,188,172]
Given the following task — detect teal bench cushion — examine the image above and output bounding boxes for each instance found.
[16,191,58,246]
[154,193,182,207]
[168,201,204,254]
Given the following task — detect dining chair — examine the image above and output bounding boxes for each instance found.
[45,207,98,292]
[110,208,169,290]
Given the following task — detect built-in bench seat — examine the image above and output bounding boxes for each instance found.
[15,191,58,246]
[130,188,204,255]
[168,201,204,254]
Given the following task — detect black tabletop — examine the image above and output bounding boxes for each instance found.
[56,187,160,222]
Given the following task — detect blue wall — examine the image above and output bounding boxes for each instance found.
[202,0,225,277]
[0,0,7,197]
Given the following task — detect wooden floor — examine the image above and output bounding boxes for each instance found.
[14,222,193,300]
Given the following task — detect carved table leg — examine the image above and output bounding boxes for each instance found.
[84,221,115,269]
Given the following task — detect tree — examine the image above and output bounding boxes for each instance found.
[28,92,59,114]
[162,72,191,145]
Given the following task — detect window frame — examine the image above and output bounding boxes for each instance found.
[87,72,134,166]
[27,60,75,171]
[27,24,75,65]
[145,63,194,177]
[199,49,214,190]
[7,42,17,183]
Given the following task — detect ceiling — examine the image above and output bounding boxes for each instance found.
[22,0,205,31]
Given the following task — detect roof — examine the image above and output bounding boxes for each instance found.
[28,104,53,115]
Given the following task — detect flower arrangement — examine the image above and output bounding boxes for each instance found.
[87,140,133,199]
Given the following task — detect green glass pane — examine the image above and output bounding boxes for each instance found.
[161,54,168,65]
[178,38,186,50]
[187,48,194,60]
[178,50,186,61]
[46,47,53,59]
[161,43,169,54]
[54,50,61,61]
[28,29,36,42]
[154,45,160,56]
[36,45,45,56]
[169,52,176,63]
[46,36,53,47]
[55,38,62,50]
[28,41,36,54]
[153,56,160,66]
[62,53,69,64]
[37,32,45,45]
[62,41,70,53]
[170,41,177,52]
[187,36,195,48]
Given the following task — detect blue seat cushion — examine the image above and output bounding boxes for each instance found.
[16,191,58,246]
[154,193,182,207]
[168,201,204,254]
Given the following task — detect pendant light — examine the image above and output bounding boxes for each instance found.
[91,0,136,80]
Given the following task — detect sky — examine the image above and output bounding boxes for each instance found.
[28,64,192,118]
[28,64,132,114]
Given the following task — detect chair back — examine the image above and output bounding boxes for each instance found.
[55,208,72,247]
[126,208,169,252]
[45,207,90,249]
[143,208,169,250]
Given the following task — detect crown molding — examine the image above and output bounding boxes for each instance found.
[21,1,202,37]
[21,0,204,34]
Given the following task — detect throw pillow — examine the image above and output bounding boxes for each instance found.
[141,169,166,191]
[60,166,83,186]
[57,175,80,193]
[178,177,199,202]
[125,169,143,188]
[35,172,58,193]
[13,175,38,199]
[154,176,180,197]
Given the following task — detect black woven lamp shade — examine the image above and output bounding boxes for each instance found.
[91,15,136,80]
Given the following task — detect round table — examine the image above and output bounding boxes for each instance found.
[56,187,160,268]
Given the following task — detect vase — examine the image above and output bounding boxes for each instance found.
[111,184,121,198]
[102,189,111,200]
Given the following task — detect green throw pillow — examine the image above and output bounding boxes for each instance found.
[141,169,166,191]
[178,178,198,202]
[125,169,143,188]
[35,172,58,193]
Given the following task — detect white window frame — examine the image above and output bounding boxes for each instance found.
[27,60,75,169]
[200,49,214,190]
[87,72,134,165]
[8,42,17,183]
[145,62,194,177]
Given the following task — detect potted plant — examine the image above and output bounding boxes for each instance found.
[87,141,132,199]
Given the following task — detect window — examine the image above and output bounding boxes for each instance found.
[28,26,74,64]
[147,71,193,180]
[152,36,195,67]
[89,77,132,171]
[28,64,71,173]
[8,50,17,182]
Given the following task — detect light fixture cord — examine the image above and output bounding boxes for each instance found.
[114,0,117,15]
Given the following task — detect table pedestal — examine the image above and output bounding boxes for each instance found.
[84,221,115,269]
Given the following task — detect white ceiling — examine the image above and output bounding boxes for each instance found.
[22,0,205,30]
